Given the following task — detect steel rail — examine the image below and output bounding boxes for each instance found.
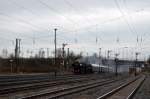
[0,74,113,95]
[0,76,99,95]
[97,75,145,99]
[20,77,125,99]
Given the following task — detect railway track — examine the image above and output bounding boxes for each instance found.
[0,74,130,99]
[0,75,105,95]
[0,74,81,85]
[0,74,97,87]
[15,76,127,99]
[0,74,105,88]
[0,74,119,97]
[97,75,145,99]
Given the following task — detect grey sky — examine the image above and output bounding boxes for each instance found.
[0,0,150,59]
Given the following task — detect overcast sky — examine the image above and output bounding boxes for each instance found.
[0,0,150,60]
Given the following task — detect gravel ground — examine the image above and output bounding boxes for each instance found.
[133,73,150,99]
[59,75,133,99]
[0,74,112,98]
[0,73,129,99]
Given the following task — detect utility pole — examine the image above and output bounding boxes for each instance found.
[99,48,101,73]
[115,53,119,76]
[15,39,18,58]
[62,43,67,71]
[15,38,21,73]
[107,50,111,73]
[54,28,57,64]
[87,52,89,64]
[135,52,140,76]
[67,48,70,71]
[9,59,13,73]
[54,28,57,76]
[18,39,21,56]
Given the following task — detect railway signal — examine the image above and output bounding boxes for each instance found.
[99,48,101,73]
[62,43,68,71]
[54,28,57,77]
[107,50,112,73]
[115,53,119,76]
[135,52,140,76]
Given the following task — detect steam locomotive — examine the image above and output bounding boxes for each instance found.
[72,62,93,74]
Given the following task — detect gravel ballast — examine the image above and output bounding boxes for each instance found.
[133,73,150,99]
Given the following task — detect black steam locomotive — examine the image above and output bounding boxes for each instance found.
[72,62,93,74]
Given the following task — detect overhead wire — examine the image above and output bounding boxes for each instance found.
[37,0,80,27]
[114,0,138,35]
[1,0,146,57]
[0,0,96,55]
[0,0,129,45]
[114,0,141,57]
[0,12,51,44]
[0,0,56,43]
[63,0,93,26]
[37,0,100,46]
[122,0,147,54]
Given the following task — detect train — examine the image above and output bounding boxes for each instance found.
[72,61,111,74]
[72,62,93,74]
